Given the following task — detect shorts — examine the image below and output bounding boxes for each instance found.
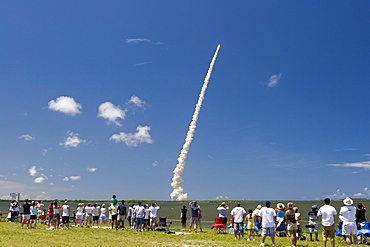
[23,214,31,220]
[118,215,126,221]
[111,214,117,221]
[262,227,276,237]
[190,217,199,225]
[62,216,69,224]
[135,217,144,225]
[76,214,83,220]
[150,217,158,225]
[48,215,53,221]
[85,215,92,222]
[100,215,106,221]
[53,214,60,221]
[38,210,43,217]
[93,216,99,221]
[287,223,298,231]
[234,222,244,234]
[127,215,132,222]
[322,224,335,238]
[342,222,357,235]
[30,215,37,220]
[308,221,318,232]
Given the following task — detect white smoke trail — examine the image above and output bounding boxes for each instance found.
[170,45,221,201]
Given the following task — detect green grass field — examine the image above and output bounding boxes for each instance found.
[1,199,368,246]
[0,221,335,247]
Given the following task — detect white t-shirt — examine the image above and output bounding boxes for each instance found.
[62,205,69,217]
[85,206,94,216]
[230,207,246,223]
[145,209,150,220]
[92,206,100,216]
[318,205,337,226]
[258,207,276,228]
[339,206,356,223]
[149,206,160,218]
[134,206,145,218]
[217,206,229,218]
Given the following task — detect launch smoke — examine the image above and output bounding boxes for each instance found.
[170,45,221,201]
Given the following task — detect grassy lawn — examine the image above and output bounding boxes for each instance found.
[0,221,343,247]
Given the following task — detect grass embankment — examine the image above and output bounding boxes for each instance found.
[0,221,339,247]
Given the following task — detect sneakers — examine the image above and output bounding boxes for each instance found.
[272,244,276,246]
[235,237,238,240]
[247,239,251,241]
[260,243,265,247]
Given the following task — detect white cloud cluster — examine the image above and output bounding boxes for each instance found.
[152,161,159,167]
[48,96,82,116]
[19,134,34,141]
[328,161,370,170]
[59,131,87,148]
[128,96,147,108]
[267,73,282,87]
[97,102,126,127]
[87,167,97,172]
[126,38,151,43]
[215,195,229,200]
[62,175,81,182]
[28,166,47,184]
[110,126,153,147]
[326,187,370,199]
[29,166,38,177]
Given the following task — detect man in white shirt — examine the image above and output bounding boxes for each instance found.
[339,197,358,247]
[230,203,247,240]
[258,201,276,247]
[149,203,160,230]
[61,201,70,229]
[318,198,337,247]
[134,202,146,232]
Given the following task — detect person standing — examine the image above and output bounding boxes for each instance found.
[339,197,358,247]
[92,203,100,227]
[188,201,200,232]
[30,201,38,229]
[127,204,134,229]
[217,202,229,233]
[99,204,106,226]
[84,203,94,227]
[75,203,84,226]
[230,202,247,240]
[134,202,145,232]
[109,202,118,229]
[246,209,256,241]
[149,203,160,230]
[258,201,277,247]
[285,202,298,247]
[181,205,188,231]
[61,201,70,229]
[21,199,31,229]
[318,198,337,247]
[356,203,367,230]
[308,205,319,241]
[117,200,127,230]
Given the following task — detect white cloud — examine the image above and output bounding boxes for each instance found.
[42,148,51,156]
[29,166,38,177]
[152,161,159,167]
[127,96,146,108]
[134,62,152,67]
[87,168,97,172]
[48,96,82,116]
[126,38,151,43]
[70,176,81,181]
[59,131,87,148]
[110,126,154,147]
[19,134,34,141]
[267,73,282,87]
[97,102,126,127]
[62,177,69,182]
[216,196,229,200]
[325,189,346,199]
[328,161,370,169]
[34,176,47,184]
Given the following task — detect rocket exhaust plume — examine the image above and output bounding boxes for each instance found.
[170,45,221,201]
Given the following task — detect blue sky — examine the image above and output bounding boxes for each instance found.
[1,1,369,201]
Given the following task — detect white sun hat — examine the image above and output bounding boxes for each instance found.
[343,197,353,206]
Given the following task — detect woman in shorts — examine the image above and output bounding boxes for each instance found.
[53,202,61,229]
[100,204,106,226]
[285,202,298,247]
[30,201,38,229]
